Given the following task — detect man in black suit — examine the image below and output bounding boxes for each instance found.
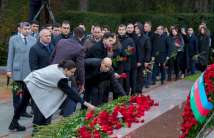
[85,32,116,59]
[84,58,126,106]
[29,28,54,71]
[151,26,171,85]
[53,20,73,45]
[134,22,151,93]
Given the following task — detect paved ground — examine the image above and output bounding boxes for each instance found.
[0,66,6,74]
[0,78,213,138]
[112,80,193,138]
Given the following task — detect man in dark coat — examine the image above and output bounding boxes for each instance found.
[184,27,198,74]
[143,21,155,88]
[83,25,102,53]
[126,23,137,95]
[84,58,126,106]
[85,32,116,58]
[53,21,73,46]
[29,29,54,71]
[151,25,171,85]
[117,24,135,95]
[134,23,151,93]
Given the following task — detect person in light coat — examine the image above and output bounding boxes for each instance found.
[7,22,37,117]
[8,60,96,132]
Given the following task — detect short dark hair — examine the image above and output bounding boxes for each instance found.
[43,24,52,29]
[93,25,101,30]
[144,21,152,26]
[73,27,84,38]
[118,24,126,28]
[103,32,115,39]
[58,60,76,70]
[53,23,61,28]
[30,20,39,25]
[102,25,110,31]
[20,22,30,28]
[79,22,85,26]
[62,20,70,26]
[127,22,134,26]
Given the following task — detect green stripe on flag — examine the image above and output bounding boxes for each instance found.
[190,85,206,123]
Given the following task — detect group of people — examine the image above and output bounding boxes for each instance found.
[6,19,213,133]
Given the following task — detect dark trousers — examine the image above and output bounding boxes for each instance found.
[136,66,144,93]
[118,75,130,95]
[60,98,77,117]
[196,63,207,72]
[189,57,196,74]
[13,83,51,126]
[167,52,186,79]
[100,81,111,103]
[166,58,174,80]
[31,100,52,125]
[12,81,27,113]
[60,78,78,117]
[143,71,152,87]
[129,68,137,95]
[174,52,186,77]
[84,85,101,106]
[152,63,166,83]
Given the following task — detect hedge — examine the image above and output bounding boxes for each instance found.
[1,11,214,65]
[55,12,214,32]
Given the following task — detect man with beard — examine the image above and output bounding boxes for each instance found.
[85,32,116,59]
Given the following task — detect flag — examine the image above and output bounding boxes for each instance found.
[190,74,213,123]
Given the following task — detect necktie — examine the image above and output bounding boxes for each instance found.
[47,45,51,53]
[24,37,27,45]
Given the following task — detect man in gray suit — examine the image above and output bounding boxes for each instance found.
[7,22,37,119]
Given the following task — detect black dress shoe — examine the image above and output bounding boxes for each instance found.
[9,119,26,131]
[161,81,164,85]
[151,82,156,85]
[21,112,33,118]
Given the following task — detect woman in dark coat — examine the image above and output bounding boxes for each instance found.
[168,27,185,80]
[195,26,210,71]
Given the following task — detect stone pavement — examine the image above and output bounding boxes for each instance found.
[0,79,213,138]
[112,80,193,138]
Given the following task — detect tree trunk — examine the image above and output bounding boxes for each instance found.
[79,0,88,12]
